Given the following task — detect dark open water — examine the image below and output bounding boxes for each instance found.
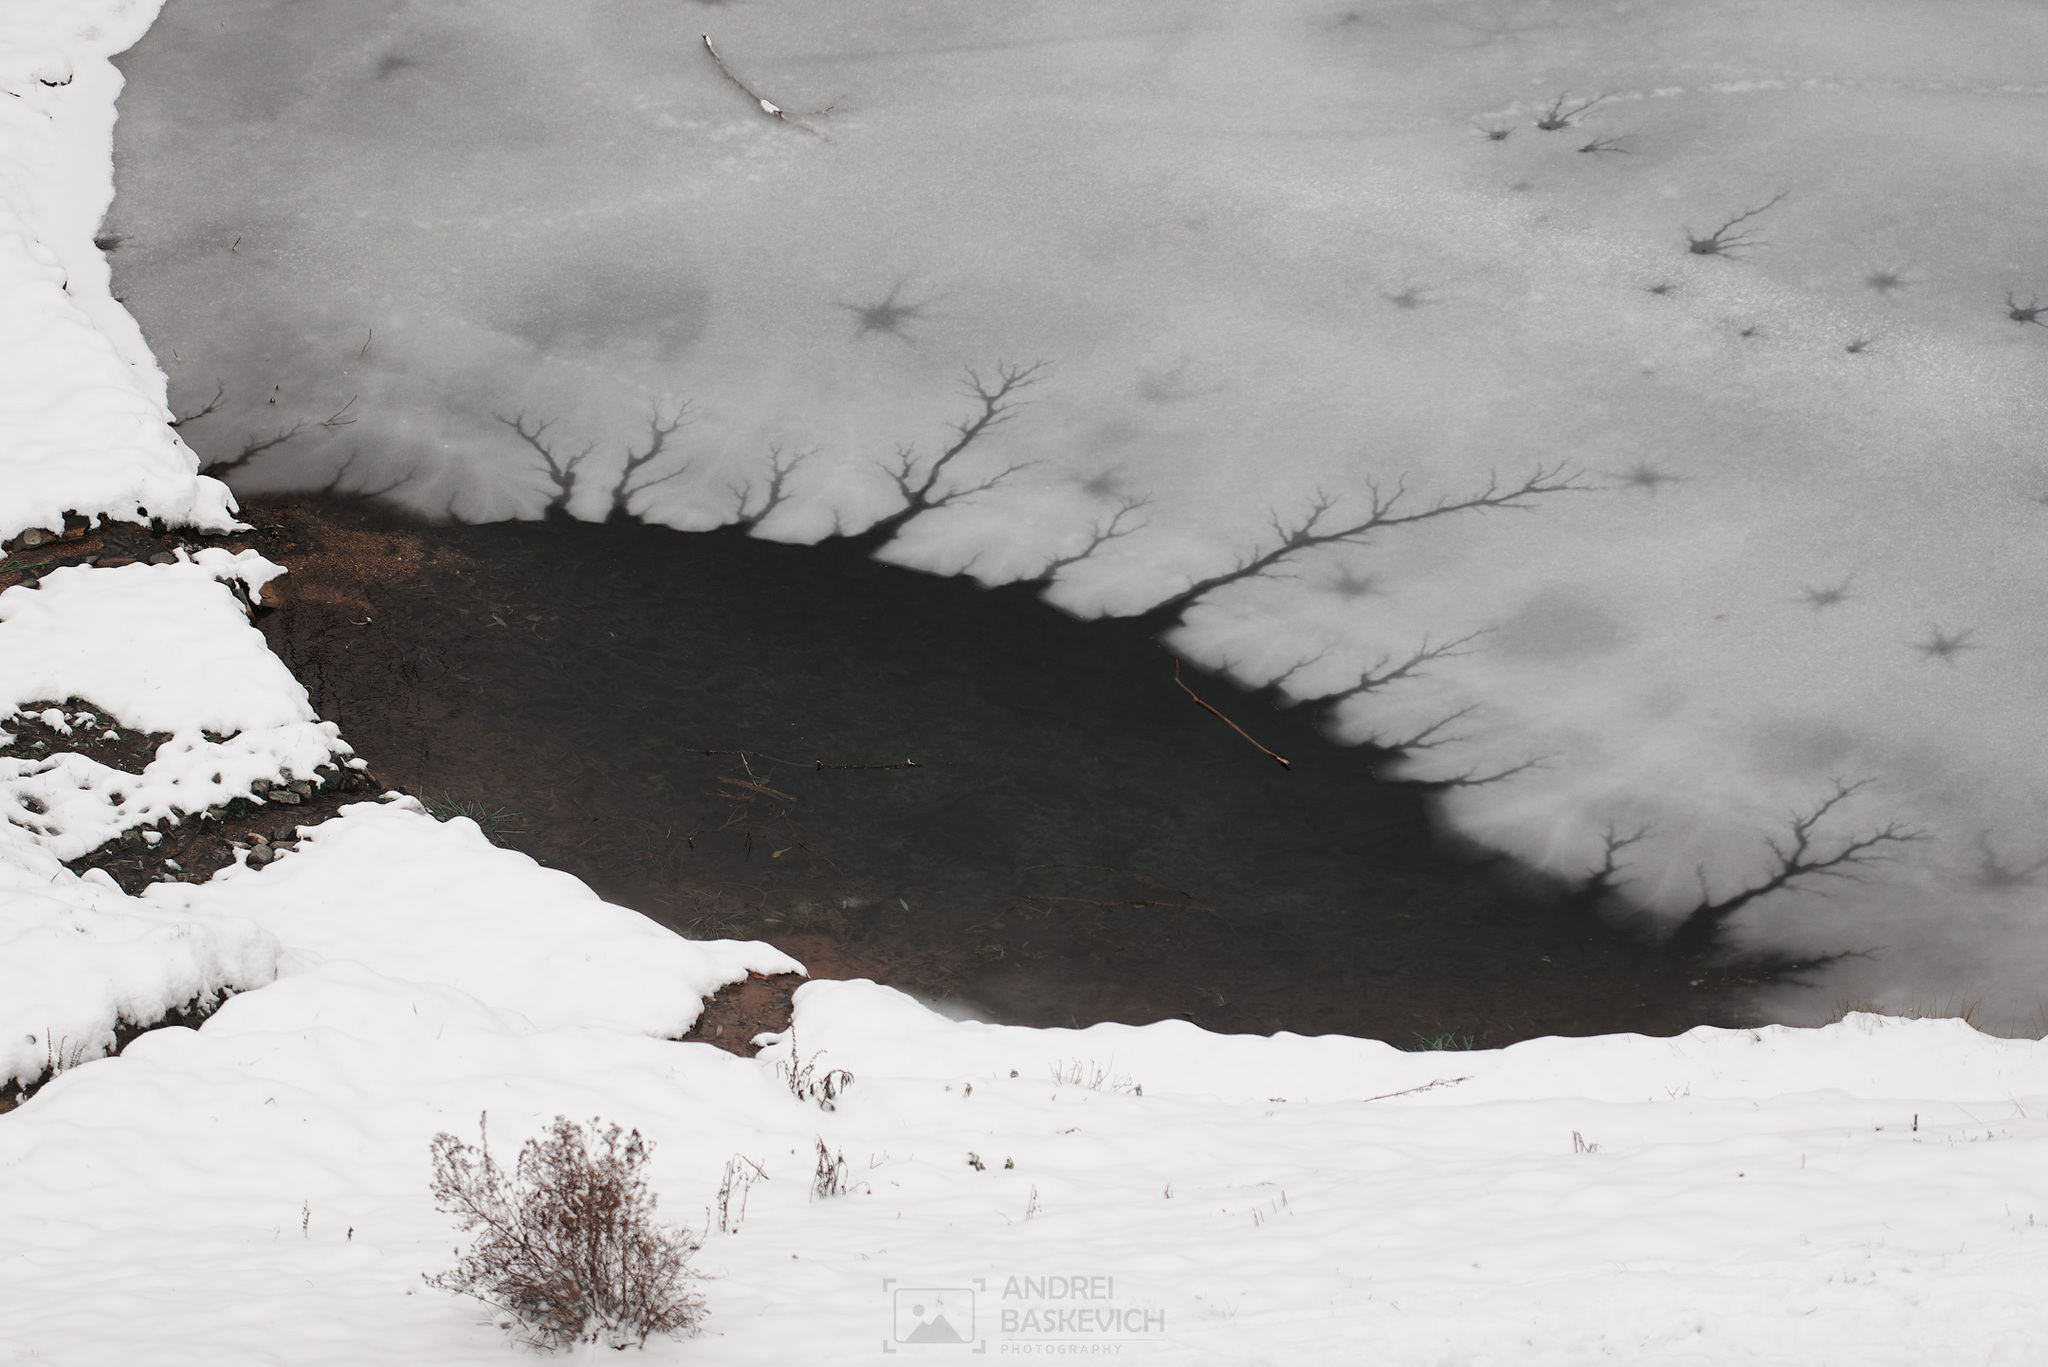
[253,497,1740,1044]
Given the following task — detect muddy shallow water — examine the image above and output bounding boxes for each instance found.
[250,498,1746,1044]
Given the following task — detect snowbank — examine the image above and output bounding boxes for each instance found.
[155,796,803,1038]
[5,967,2048,1363]
[0,0,238,545]
[0,543,348,1089]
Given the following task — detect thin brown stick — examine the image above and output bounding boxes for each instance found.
[696,747,921,772]
[1173,659,1291,770]
[814,759,922,771]
[1362,1075,1470,1103]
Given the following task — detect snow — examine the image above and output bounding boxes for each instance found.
[0,0,237,546]
[3,0,2048,1360]
[0,550,349,854]
[7,967,2048,1363]
[155,796,803,1039]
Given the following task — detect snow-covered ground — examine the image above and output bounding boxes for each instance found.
[6,2,2048,1362]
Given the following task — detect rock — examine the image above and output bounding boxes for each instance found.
[257,573,288,609]
[15,528,48,549]
[250,779,272,794]
[245,845,273,866]
[287,780,312,796]
[147,553,176,566]
[268,790,302,805]
[273,825,298,842]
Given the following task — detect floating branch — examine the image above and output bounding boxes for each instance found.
[702,35,830,133]
[695,747,919,773]
[1173,659,1291,770]
[814,759,923,771]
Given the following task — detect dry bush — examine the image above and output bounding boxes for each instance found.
[810,1137,850,1201]
[427,1113,707,1351]
[777,1028,855,1111]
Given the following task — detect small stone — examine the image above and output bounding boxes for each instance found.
[250,779,272,794]
[147,552,176,566]
[288,780,312,797]
[274,825,298,842]
[246,845,273,866]
[17,528,47,548]
[269,790,302,805]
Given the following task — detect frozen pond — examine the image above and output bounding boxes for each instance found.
[102,0,2048,1022]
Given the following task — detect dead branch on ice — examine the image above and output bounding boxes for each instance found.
[702,35,830,134]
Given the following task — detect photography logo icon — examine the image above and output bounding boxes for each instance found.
[892,1287,975,1346]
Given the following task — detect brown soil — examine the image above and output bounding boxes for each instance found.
[228,496,1757,1047]
[681,974,805,1056]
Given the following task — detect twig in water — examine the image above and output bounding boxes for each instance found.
[815,759,923,771]
[702,35,829,133]
[1173,659,1291,770]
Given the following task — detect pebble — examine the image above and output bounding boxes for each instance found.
[274,825,298,842]
[269,790,302,805]
[246,845,272,866]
